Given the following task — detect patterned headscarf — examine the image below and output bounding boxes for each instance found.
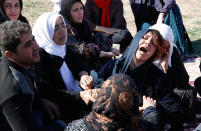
[85,73,141,130]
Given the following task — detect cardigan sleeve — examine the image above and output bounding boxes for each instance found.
[158,0,176,13]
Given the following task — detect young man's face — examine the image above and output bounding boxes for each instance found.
[14,32,40,68]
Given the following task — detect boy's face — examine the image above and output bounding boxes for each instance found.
[13,32,40,68]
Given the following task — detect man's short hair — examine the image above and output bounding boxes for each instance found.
[0,20,31,53]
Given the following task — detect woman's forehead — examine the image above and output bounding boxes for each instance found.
[144,31,153,37]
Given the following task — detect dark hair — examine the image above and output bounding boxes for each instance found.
[60,0,84,24]
[0,20,31,53]
[0,0,23,9]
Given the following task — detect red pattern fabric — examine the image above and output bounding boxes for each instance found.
[93,0,112,27]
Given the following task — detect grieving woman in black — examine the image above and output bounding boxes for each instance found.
[65,74,160,131]
[98,29,184,130]
[33,12,97,123]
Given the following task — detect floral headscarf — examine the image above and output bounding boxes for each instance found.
[86,73,142,130]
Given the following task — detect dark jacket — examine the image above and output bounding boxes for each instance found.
[84,0,127,30]
[129,0,175,30]
[166,47,189,88]
[33,48,90,123]
[0,56,62,131]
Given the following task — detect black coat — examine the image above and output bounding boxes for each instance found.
[166,47,189,88]
[33,48,90,123]
[0,56,62,131]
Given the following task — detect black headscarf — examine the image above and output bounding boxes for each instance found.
[60,0,93,42]
[0,0,28,24]
[60,0,83,25]
[85,73,144,130]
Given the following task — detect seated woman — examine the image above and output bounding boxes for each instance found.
[84,0,132,52]
[60,0,120,71]
[0,0,28,24]
[32,12,96,123]
[150,23,197,122]
[98,29,184,130]
[65,74,161,131]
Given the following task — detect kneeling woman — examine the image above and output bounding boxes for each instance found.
[98,29,184,130]
[33,13,94,123]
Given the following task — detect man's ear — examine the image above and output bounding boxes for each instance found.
[5,51,17,61]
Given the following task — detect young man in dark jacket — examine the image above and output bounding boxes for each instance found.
[0,20,65,131]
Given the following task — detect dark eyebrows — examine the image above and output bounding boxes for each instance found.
[24,36,34,47]
[24,40,31,47]
[4,2,20,5]
[55,21,65,28]
[4,3,12,5]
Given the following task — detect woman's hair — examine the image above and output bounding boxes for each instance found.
[60,0,84,24]
[142,29,163,63]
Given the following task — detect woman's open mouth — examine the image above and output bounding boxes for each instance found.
[139,47,148,53]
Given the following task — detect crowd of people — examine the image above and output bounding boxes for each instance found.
[0,0,200,131]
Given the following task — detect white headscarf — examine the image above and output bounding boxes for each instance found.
[33,12,81,91]
[150,24,177,67]
[51,0,62,13]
